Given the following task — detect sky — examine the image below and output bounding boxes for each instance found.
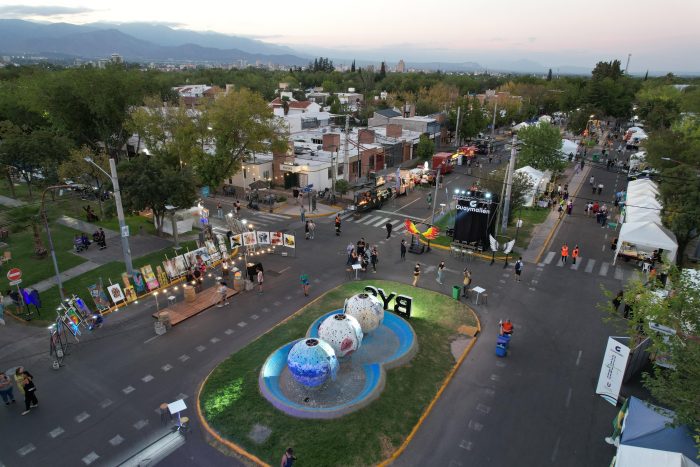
[1,0,699,72]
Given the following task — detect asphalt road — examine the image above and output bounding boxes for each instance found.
[0,143,638,467]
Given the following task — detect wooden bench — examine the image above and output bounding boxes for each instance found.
[151,287,238,326]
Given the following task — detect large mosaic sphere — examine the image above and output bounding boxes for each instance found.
[344,293,385,334]
[287,338,339,388]
[318,313,363,358]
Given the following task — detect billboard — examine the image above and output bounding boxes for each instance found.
[452,196,497,247]
[595,336,631,406]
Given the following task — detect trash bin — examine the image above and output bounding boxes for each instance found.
[495,344,507,357]
[497,335,511,348]
[452,285,461,300]
[158,311,171,329]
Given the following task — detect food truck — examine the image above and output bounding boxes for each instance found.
[432,152,455,174]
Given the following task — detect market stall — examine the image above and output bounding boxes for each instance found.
[514,165,550,207]
[613,221,678,265]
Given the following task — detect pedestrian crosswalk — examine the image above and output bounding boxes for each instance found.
[539,251,634,281]
[339,212,407,232]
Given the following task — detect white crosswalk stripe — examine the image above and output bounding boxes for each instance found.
[571,258,582,270]
[585,259,596,273]
[359,215,380,225]
[599,262,610,276]
[614,267,624,280]
[543,251,556,265]
[372,217,390,227]
[538,253,630,280]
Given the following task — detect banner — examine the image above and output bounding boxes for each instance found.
[256,231,270,245]
[596,336,631,406]
[270,232,283,246]
[452,197,497,248]
[284,233,296,248]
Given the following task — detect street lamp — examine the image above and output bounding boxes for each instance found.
[84,157,133,275]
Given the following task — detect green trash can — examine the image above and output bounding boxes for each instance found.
[592,153,600,162]
[452,285,461,300]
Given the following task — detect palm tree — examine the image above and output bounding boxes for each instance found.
[8,206,48,258]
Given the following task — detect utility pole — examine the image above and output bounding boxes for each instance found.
[344,115,350,183]
[501,134,517,232]
[624,53,632,75]
[487,101,498,159]
[431,166,441,225]
[41,185,73,302]
[454,106,461,147]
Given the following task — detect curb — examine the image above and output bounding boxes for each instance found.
[378,303,482,466]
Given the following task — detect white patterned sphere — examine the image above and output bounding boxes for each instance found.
[318,313,363,357]
[344,293,385,333]
[287,338,339,388]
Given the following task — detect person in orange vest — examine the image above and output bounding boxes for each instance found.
[561,243,569,264]
[572,245,580,265]
[500,319,513,336]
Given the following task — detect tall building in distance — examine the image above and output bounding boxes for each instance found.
[110,53,123,64]
[396,59,406,73]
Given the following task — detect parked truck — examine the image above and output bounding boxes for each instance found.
[432,152,455,174]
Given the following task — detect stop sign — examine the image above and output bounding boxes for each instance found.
[6,268,22,282]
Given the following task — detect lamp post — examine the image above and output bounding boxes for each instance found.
[84,157,133,275]
[41,185,75,301]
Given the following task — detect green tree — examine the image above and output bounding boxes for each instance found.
[378,62,387,80]
[351,60,356,73]
[516,122,566,173]
[547,68,553,81]
[482,168,534,218]
[334,179,350,198]
[459,98,488,140]
[58,146,112,218]
[635,84,682,130]
[416,134,435,161]
[6,205,46,257]
[118,157,197,235]
[604,269,700,438]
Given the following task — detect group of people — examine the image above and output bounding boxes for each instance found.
[0,366,38,415]
[346,238,379,273]
[73,228,107,253]
[584,200,613,227]
[560,243,581,264]
[304,220,316,240]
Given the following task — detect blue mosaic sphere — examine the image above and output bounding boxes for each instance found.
[287,338,339,388]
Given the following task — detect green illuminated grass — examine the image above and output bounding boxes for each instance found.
[199,280,477,465]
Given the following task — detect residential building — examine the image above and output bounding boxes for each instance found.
[269,98,322,117]
[396,59,406,73]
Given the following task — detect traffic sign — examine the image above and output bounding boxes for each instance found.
[7,268,22,282]
[121,225,130,238]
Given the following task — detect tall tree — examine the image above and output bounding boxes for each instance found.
[546,68,553,81]
[516,122,565,173]
[416,134,435,161]
[351,60,356,73]
[378,62,387,80]
[58,146,112,218]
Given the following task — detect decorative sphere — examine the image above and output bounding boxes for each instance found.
[318,313,363,357]
[287,338,339,388]
[344,293,385,333]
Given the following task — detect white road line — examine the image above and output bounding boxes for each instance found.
[75,412,91,423]
[556,258,565,267]
[143,335,160,344]
[372,217,389,227]
[585,259,596,273]
[393,197,422,213]
[571,258,582,270]
[99,399,113,409]
[238,321,247,327]
[178,354,190,362]
[251,314,259,320]
[81,452,99,465]
[133,419,149,430]
[210,337,220,343]
[359,215,379,225]
[122,386,135,395]
[196,345,206,352]
[17,444,36,457]
[468,419,484,431]
[48,427,64,438]
[599,262,610,276]
[258,212,291,220]
[142,374,154,383]
[224,329,234,335]
[565,387,573,408]
[109,435,124,446]
[614,267,624,280]
[394,223,406,232]
[576,350,583,366]
[459,440,473,451]
[543,251,556,265]
[279,267,291,273]
[390,219,403,226]
[476,403,491,414]
[551,436,561,462]
[161,364,173,372]
[176,393,189,400]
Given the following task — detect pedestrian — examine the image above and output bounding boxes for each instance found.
[217,202,223,219]
[357,238,366,257]
[412,263,421,287]
[400,239,407,261]
[566,200,573,215]
[300,206,306,224]
[561,243,569,264]
[436,261,445,284]
[98,228,106,249]
[514,257,523,281]
[216,281,228,307]
[20,372,38,415]
[193,267,202,292]
[426,192,432,209]
[612,290,623,311]
[281,447,296,467]
[14,367,30,397]
[304,220,310,240]
[572,245,580,264]
[370,246,378,273]
[256,267,264,294]
[385,222,393,239]
[462,268,472,297]
[346,244,354,266]
[0,371,16,405]
[300,273,310,296]
[598,183,603,195]
[235,200,241,217]
[308,219,315,240]
[334,214,341,236]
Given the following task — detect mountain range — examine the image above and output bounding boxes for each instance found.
[0,19,595,74]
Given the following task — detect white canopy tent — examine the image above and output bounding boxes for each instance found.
[559,139,578,158]
[512,122,530,132]
[627,184,659,196]
[616,445,699,467]
[538,115,552,123]
[624,206,661,224]
[613,221,678,265]
[515,165,551,207]
[626,194,662,210]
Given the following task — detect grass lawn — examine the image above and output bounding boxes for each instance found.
[0,224,86,291]
[95,214,158,236]
[200,280,478,466]
[23,240,197,326]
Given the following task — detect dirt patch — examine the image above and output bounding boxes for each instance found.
[450,337,472,361]
[379,434,395,459]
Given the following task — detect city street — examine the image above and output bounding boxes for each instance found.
[0,148,637,467]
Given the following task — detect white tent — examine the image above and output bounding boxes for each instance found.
[538,115,552,123]
[614,221,678,265]
[624,206,661,224]
[559,139,579,158]
[616,444,699,467]
[512,122,530,132]
[515,165,550,207]
[626,194,662,210]
[627,184,659,196]
[628,178,658,192]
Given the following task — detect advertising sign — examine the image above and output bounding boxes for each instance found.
[452,196,497,247]
[596,336,631,406]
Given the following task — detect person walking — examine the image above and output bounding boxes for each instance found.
[14,367,30,398]
[385,222,393,239]
[300,274,310,296]
[300,206,306,224]
[572,245,580,264]
[400,239,407,261]
[256,267,264,294]
[436,261,446,285]
[20,372,38,415]
[0,371,16,405]
[462,268,472,298]
[308,219,315,240]
[334,214,341,236]
[514,257,524,281]
[597,183,604,195]
[589,175,595,186]
[370,246,379,273]
[281,447,296,467]
[304,220,310,240]
[561,243,569,264]
[217,202,223,219]
[412,263,421,287]
[216,281,228,308]
[426,192,432,209]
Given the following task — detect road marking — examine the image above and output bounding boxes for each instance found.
[238,321,247,327]
[372,217,390,227]
[75,412,91,423]
[556,259,564,267]
[490,374,500,382]
[196,345,206,352]
[99,399,113,409]
[82,452,99,465]
[614,267,624,280]
[476,403,491,414]
[285,295,292,300]
[601,244,606,251]
[161,364,173,372]
[571,258,582,270]
[459,440,473,451]
[273,301,282,306]
[178,354,190,362]
[48,427,64,438]
[251,314,259,320]
[484,388,495,396]
[210,337,220,344]
[565,387,573,408]
[499,279,506,284]
[143,335,160,344]
[142,374,154,383]
[537,262,545,267]
[528,287,536,291]
[17,444,35,456]
[133,419,149,430]
[551,436,561,462]
[393,197,422,213]
[576,350,583,366]
[585,259,596,273]
[543,251,556,264]
[109,435,124,446]
[224,329,234,335]
[278,267,290,274]
[530,279,539,284]
[468,419,484,431]
[122,386,135,395]
[375,209,423,221]
[394,223,406,232]
[495,361,506,368]
[599,262,610,276]
[502,273,510,278]
[177,393,189,400]
[359,215,378,225]
[262,307,270,313]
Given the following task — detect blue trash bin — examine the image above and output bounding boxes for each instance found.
[495,344,507,357]
[497,335,511,348]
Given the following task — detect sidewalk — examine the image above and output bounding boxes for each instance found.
[29,260,102,292]
[521,162,592,264]
[0,194,26,208]
[56,215,119,238]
